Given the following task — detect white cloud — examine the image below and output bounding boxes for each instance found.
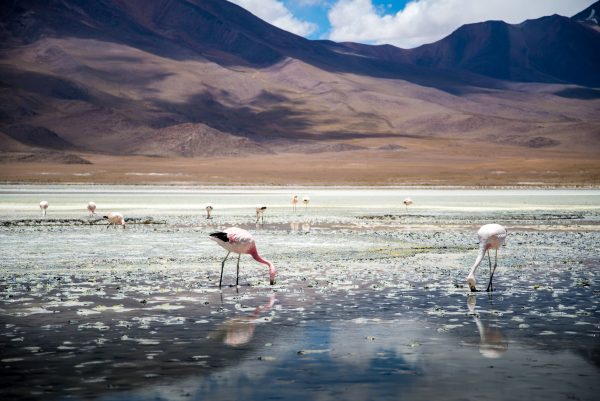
[296,0,328,6]
[328,0,595,48]
[228,0,318,36]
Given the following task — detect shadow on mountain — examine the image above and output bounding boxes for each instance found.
[554,87,600,100]
[5,124,78,150]
[152,91,313,141]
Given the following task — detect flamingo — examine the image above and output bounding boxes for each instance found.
[209,227,276,287]
[39,201,48,217]
[303,196,310,210]
[403,197,413,211]
[206,204,213,219]
[292,195,299,212]
[256,206,267,224]
[87,202,97,216]
[103,212,126,229]
[466,224,507,292]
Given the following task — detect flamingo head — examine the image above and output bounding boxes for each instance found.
[267,262,276,285]
[467,275,477,292]
[269,268,276,285]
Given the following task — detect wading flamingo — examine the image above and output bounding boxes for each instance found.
[292,195,299,212]
[87,202,97,216]
[466,224,507,292]
[303,196,310,210]
[103,212,126,229]
[39,201,49,217]
[403,197,413,211]
[206,204,213,219]
[209,227,276,288]
[256,206,267,224]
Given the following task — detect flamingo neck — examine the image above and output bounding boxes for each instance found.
[250,248,276,284]
[467,243,488,290]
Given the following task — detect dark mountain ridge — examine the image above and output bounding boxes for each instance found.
[0,0,598,160]
[3,0,598,86]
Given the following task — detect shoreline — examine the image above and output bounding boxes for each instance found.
[2,181,600,190]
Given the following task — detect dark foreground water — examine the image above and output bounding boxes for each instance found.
[0,187,599,400]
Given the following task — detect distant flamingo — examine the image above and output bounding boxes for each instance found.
[103,212,126,229]
[303,196,310,210]
[206,204,213,219]
[466,224,507,292]
[87,202,97,216]
[403,197,413,211]
[39,201,48,217]
[209,227,276,287]
[256,206,267,224]
[292,195,299,212]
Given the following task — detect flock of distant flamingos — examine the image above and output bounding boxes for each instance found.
[35,195,506,293]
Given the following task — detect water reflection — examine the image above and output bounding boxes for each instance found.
[290,221,311,233]
[467,295,508,359]
[210,294,276,347]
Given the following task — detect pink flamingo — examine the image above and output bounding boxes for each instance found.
[255,206,267,224]
[403,197,413,211]
[87,202,97,216]
[210,227,276,288]
[292,195,299,212]
[39,201,49,217]
[303,196,310,210]
[103,212,126,229]
[466,224,507,292]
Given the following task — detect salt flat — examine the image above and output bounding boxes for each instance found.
[0,186,599,400]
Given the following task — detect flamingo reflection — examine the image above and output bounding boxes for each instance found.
[212,294,276,347]
[467,295,508,359]
[289,221,311,233]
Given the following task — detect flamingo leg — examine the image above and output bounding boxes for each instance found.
[219,251,231,289]
[236,253,241,286]
[487,249,498,292]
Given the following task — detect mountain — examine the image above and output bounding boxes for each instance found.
[0,0,599,185]
[573,0,600,31]
[336,9,600,87]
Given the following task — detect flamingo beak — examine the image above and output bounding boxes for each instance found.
[270,279,275,285]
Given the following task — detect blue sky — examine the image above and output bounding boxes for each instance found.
[228,0,595,48]
[283,0,411,40]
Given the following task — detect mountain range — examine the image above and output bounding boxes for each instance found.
[0,0,599,185]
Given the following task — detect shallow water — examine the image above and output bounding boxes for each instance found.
[0,186,599,400]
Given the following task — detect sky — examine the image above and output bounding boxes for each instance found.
[227,0,596,48]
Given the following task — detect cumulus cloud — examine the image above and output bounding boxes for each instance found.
[296,0,329,6]
[228,0,318,36]
[328,0,594,48]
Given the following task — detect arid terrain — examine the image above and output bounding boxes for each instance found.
[1,142,600,186]
[1,0,599,185]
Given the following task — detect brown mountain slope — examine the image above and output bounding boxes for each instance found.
[0,0,599,185]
